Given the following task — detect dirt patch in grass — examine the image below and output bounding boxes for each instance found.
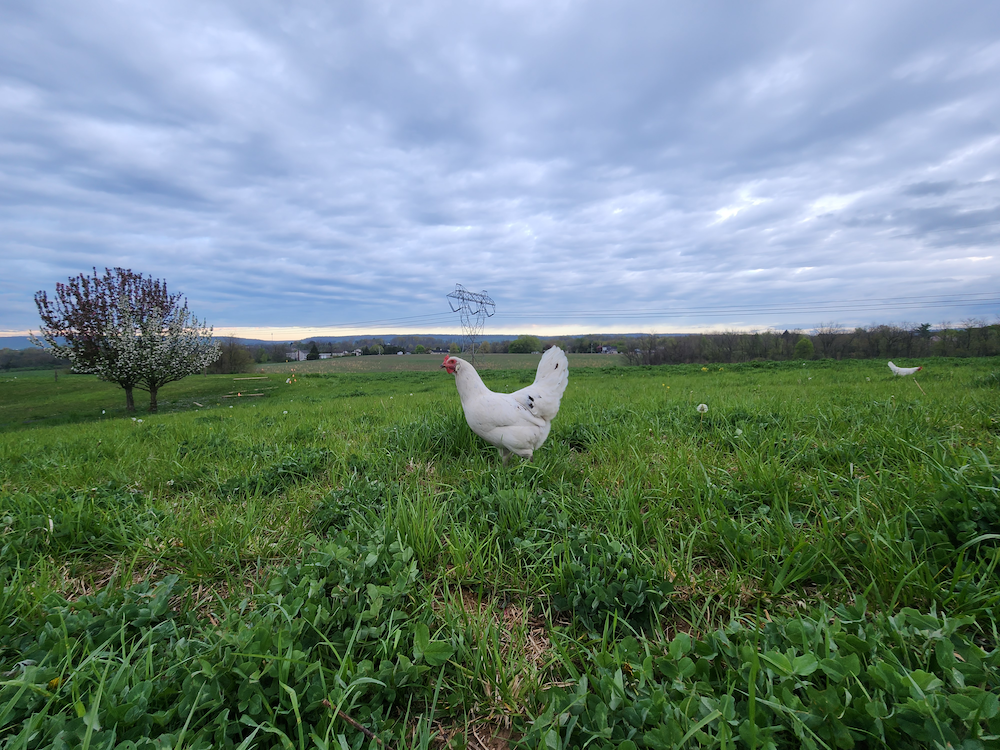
[52,555,273,624]
[450,588,553,669]
[430,720,516,749]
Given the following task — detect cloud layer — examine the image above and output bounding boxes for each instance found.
[3,0,999,336]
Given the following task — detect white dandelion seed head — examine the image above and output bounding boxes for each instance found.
[697,403,709,413]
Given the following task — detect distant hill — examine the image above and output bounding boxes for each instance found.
[0,337,36,350]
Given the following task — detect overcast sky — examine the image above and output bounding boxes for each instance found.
[2,1,999,340]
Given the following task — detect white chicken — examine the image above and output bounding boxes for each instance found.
[442,346,569,464]
[888,361,922,376]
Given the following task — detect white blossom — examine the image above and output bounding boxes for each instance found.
[95,300,220,410]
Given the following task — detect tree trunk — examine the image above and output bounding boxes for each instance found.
[125,385,135,412]
[149,386,159,413]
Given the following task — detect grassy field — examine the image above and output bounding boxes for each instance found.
[2,356,999,748]
[261,352,626,375]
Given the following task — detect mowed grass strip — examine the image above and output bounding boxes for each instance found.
[1,356,999,748]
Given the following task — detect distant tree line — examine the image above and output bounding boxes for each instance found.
[622,320,1000,366]
[235,321,1000,368]
[0,348,63,371]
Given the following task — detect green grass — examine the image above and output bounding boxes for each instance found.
[2,356,1000,748]
[261,352,626,374]
[0,368,272,430]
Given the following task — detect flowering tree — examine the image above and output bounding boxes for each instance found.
[101,302,219,412]
[33,268,218,412]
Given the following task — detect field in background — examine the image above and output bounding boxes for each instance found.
[0,353,620,429]
[261,351,625,374]
[2,357,1000,747]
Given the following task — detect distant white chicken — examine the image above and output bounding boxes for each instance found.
[888,361,922,376]
[442,347,569,464]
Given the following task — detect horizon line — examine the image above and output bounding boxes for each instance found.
[1,321,933,341]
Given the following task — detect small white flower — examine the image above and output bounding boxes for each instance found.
[697,404,708,413]
[102,410,105,414]
[136,418,143,423]
[131,417,136,421]
[866,377,870,381]
[735,428,743,436]
[283,410,288,414]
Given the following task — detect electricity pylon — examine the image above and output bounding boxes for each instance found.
[446,284,495,363]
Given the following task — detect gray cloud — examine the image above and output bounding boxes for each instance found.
[2,0,999,337]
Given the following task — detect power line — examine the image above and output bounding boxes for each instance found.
[315,312,458,328]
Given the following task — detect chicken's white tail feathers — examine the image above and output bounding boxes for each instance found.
[533,346,569,388]
[511,346,569,422]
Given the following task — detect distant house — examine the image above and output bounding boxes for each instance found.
[285,350,305,361]
[601,346,618,355]
[319,352,332,359]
